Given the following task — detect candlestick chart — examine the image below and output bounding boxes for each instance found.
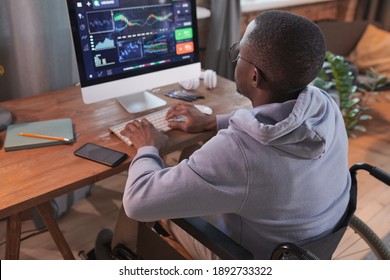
[87,11,114,34]
[118,39,143,63]
[114,6,173,34]
[144,34,169,56]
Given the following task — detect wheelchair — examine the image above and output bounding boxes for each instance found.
[106,163,390,260]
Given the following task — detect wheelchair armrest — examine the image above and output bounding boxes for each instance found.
[171,217,254,260]
[350,163,390,185]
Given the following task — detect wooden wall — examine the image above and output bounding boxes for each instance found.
[195,0,359,65]
[241,0,358,35]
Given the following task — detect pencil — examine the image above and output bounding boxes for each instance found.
[19,133,71,142]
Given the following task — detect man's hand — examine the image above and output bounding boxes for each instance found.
[120,119,168,150]
[166,103,216,133]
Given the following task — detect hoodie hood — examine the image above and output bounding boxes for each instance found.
[229,86,339,159]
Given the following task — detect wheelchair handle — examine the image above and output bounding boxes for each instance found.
[350,163,390,186]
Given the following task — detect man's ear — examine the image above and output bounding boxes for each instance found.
[252,67,266,88]
[252,67,264,88]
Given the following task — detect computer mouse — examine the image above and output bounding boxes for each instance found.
[194,104,213,115]
[169,105,213,123]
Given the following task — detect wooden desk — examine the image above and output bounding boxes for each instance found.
[0,76,251,259]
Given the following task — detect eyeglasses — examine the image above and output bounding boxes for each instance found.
[228,42,268,81]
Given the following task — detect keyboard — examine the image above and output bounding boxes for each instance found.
[110,108,171,146]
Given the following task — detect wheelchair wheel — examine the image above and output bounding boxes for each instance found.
[334,215,390,260]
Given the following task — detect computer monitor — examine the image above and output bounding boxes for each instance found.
[66,0,201,113]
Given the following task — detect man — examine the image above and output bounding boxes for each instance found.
[114,10,351,259]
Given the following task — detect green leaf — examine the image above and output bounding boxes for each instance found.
[348,132,357,138]
[377,82,389,89]
[360,105,371,110]
[344,98,361,107]
[312,77,330,90]
[324,69,334,75]
[347,108,360,118]
[353,125,366,132]
[367,71,376,79]
[347,119,359,130]
[377,76,388,84]
[317,51,383,137]
[359,114,373,120]
[357,88,366,94]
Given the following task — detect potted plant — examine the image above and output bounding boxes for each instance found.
[313,51,388,138]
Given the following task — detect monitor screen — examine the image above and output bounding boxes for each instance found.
[66,0,201,112]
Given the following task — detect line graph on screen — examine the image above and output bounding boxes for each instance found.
[114,6,173,34]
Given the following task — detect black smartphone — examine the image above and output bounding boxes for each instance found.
[74,143,128,167]
[165,90,204,102]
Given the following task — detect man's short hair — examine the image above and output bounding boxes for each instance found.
[247,10,326,93]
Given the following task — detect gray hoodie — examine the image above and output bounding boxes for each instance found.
[123,86,351,259]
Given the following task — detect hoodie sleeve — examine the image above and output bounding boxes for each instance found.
[216,112,234,130]
[122,131,249,222]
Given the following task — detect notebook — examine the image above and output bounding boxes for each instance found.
[4,118,74,152]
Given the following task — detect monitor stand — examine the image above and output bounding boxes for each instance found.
[117,91,167,114]
[0,108,12,131]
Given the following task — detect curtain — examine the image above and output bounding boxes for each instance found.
[0,0,78,102]
[355,0,390,30]
[203,0,241,81]
[0,0,89,220]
